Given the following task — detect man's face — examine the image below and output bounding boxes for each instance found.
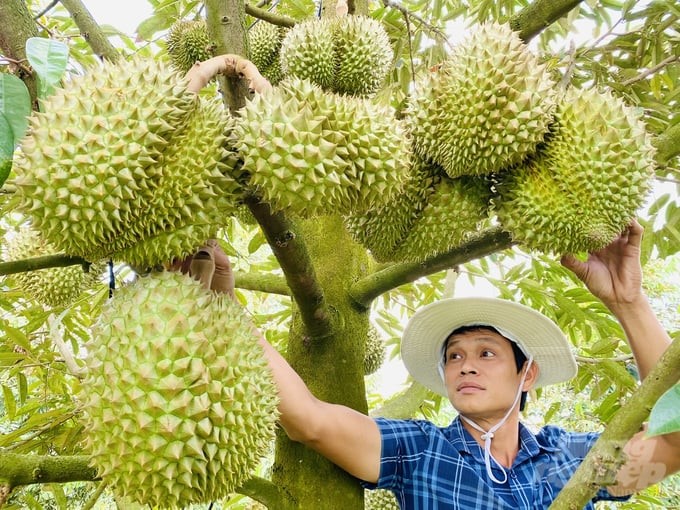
[442,328,531,420]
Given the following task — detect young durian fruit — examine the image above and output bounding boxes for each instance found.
[12,57,241,270]
[331,15,393,96]
[4,226,103,308]
[166,19,214,73]
[236,77,411,217]
[79,271,279,509]
[364,326,387,376]
[392,175,493,263]
[365,489,400,510]
[280,18,336,89]
[407,22,556,179]
[493,87,655,255]
[344,156,441,262]
[248,22,286,85]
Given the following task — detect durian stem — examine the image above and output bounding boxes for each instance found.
[655,122,680,165]
[237,476,297,510]
[370,381,432,419]
[0,254,88,276]
[510,0,584,42]
[185,54,272,94]
[245,3,296,28]
[349,227,513,308]
[0,454,97,487]
[548,337,680,509]
[59,0,120,62]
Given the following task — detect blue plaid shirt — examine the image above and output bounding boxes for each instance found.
[362,416,629,509]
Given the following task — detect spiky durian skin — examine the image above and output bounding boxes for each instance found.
[248,22,283,71]
[393,176,492,262]
[236,77,411,216]
[79,271,279,509]
[344,156,441,262]
[494,88,655,254]
[364,327,387,376]
[332,16,393,96]
[167,19,213,73]
[365,489,400,510]
[280,19,335,89]
[4,227,103,307]
[407,22,555,178]
[13,58,240,269]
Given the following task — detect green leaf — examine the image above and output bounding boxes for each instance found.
[0,112,13,186]
[26,37,69,99]
[647,383,680,437]
[2,384,16,420]
[0,73,31,143]
[3,323,32,351]
[17,372,27,406]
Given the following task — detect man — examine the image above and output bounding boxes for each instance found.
[185,221,679,508]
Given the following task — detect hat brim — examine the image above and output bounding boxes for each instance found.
[401,297,577,397]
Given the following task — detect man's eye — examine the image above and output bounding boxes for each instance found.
[447,352,461,361]
[481,350,495,358]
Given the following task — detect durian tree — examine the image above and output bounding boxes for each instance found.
[0,0,679,509]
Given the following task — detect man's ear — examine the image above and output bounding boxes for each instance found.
[522,361,539,391]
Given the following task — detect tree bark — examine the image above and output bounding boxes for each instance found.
[510,0,584,42]
[58,0,120,62]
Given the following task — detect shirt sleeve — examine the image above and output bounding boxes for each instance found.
[360,417,433,491]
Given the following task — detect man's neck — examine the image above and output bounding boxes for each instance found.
[459,414,522,468]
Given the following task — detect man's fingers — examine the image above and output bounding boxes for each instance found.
[561,254,587,279]
[626,219,644,248]
[189,247,216,289]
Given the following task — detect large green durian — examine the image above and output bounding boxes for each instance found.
[494,87,655,254]
[79,271,279,509]
[280,19,335,90]
[365,489,400,510]
[248,22,286,85]
[4,226,103,307]
[364,326,387,376]
[407,22,555,178]
[236,77,411,216]
[393,175,493,262]
[344,156,441,262]
[166,19,213,72]
[332,16,393,96]
[12,58,240,269]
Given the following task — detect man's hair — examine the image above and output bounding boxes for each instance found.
[444,325,529,411]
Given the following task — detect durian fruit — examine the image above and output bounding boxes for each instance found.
[248,22,286,85]
[236,77,411,216]
[393,175,493,262]
[12,57,240,270]
[166,19,214,73]
[4,226,103,308]
[493,87,655,254]
[407,22,556,178]
[332,16,393,96]
[280,19,335,90]
[364,326,387,376]
[365,489,400,510]
[344,156,441,262]
[79,271,279,509]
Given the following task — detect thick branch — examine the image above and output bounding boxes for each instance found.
[245,4,296,28]
[58,0,120,62]
[510,0,585,42]
[350,227,514,308]
[549,337,680,509]
[0,254,88,276]
[0,0,40,109]
[370,381,433,419]
[655,122,680,165]
[0,454,97,488]
[244,196,334,340]
[236,476,296,510]
[236,271,290,296]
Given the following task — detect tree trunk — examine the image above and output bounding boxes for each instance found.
[271,215,372,508]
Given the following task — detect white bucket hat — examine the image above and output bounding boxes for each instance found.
[401,297,577,397]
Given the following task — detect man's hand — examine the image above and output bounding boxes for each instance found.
[560,220,644,310]
[167,239,235,298]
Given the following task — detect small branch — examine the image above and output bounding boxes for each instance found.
[58,0,120,62]
[82,482,107,510]
[244,196,334,340]
[235,271,290,296]
[33,0,59,20]
[549,337,680,509]
[621,55,679,86]
[575,354,634,364]
[0,254,88,277]
[236,476,296,510]
[654,122,680,166]
[350,227,514,308]
[245,3,296,28]
[0,454,97,487]
[185,54,272,95]
[371,381,433,419]
[381,0,448,44]
[509,0,585,43]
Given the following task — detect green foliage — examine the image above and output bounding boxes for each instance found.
[648,382,680,437]
[25,38,69,100]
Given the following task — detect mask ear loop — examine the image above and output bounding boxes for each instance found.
[458,357,534,484]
